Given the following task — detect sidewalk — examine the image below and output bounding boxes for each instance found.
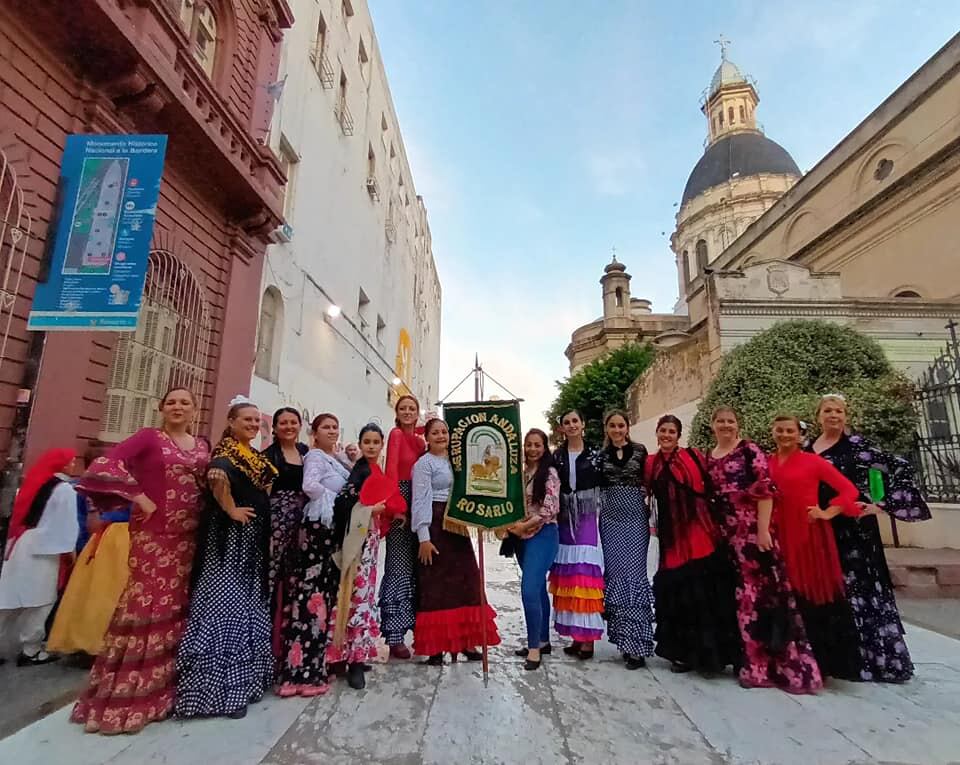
[1,540,959,765]
[0,657,87,739]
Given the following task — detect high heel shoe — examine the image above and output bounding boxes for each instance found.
[347,662,366,690]
[577,645,595,661]
[562,641,583,657]
[423,653,444,666]
[523,657,542,671]
[514,643,552,658]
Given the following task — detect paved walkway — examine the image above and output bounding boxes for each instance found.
[2,542,959,765]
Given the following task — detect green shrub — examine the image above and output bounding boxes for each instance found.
[689,320,917,453]
[546,343,656,444]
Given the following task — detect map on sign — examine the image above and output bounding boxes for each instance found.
[62,157,129,275]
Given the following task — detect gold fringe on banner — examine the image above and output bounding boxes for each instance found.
[442,515,473,537]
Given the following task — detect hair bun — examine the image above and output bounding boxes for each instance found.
[229,394,254,407]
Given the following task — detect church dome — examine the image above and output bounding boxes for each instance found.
[709,59,746,97]
[681,132,801,204]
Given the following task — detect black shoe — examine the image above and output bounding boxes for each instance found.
[523,658,541,671]
[226,707,247,719]
[16,650,59,667]
[577,646,595,661]
[461,650,482,662]
[423,653,444,666]
[515,643,552,658]
[624,655,646,670]
[347,663,366,690]
[562,642,582,657]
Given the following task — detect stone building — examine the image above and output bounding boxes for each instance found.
[0,1,293,478]
[249,0,441,443]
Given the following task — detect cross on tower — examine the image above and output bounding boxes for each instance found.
[714,34,731,59]
[611,245,618,263]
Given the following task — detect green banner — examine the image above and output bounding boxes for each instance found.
[444,400,526,530]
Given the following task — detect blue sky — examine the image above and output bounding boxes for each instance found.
[369,0,960,432]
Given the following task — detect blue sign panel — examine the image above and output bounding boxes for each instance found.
[28,134,168,331]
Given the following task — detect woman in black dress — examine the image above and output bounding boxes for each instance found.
[175,397,278,719]
[807,393,930,682]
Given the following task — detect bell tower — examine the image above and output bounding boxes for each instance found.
[601,253,632,327]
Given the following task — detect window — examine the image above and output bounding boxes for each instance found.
[101,251,211,441]
[278,137,299,224]
[681,250,691,283]
[894,290,922,298]
[695,239,708,273]
[335,70,353,135]
[358,37,370,80]
[358,287,370,334]
[615,287,623,308]
[739,104,745,121]
[376,314,386,346]
[315,12,328,59]
[728,106,735,124]
[179,1,218,78]
[718,110,724,127]
[342,0,355,22]
[255,287,283,382]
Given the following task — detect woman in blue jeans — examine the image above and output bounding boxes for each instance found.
[512,429,561,671]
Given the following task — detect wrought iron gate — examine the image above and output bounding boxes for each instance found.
[0,149,32,379]
[913,320,960,503]
[100,249,211,441]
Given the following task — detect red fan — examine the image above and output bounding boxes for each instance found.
[359,465,406,534]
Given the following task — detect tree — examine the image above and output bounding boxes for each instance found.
[689,320,917,453]
[546,343,656,444]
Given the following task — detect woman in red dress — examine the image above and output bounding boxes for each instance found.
[768,414,863,680]
[380,394,426,658]
[71,387,209,734]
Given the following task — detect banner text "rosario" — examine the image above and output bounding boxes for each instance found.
[455,497,515,519]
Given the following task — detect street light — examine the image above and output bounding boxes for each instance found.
[391,376,402,386]
[326,304,341,318]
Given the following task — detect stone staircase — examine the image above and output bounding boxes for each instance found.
[886,547,960,598]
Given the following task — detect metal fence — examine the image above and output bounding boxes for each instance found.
[913,320,960,503]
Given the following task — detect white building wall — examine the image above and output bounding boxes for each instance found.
[250,0,442,446]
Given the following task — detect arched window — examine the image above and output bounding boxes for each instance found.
[695,239,708,273]
[615,286,623,308]
[255,286,284,382]
[894,290,922,298]
[681,251,691,284]
[728,106,735,124]
[101,251,211,442]
[179,1,219,78]
[739,104,745,121]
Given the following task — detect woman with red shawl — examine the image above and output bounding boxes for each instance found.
[380,394,426,659]
[0,448,79,666]
[768,414,863,680]
[645,416,740,674]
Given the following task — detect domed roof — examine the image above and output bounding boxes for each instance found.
[709,58,746,96]
[681,132,801,204]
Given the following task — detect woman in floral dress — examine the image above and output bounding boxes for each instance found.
[807,393,930,682]
[276,413,350,697]
[262,408,309,657]
[706,406,822,694]
[327,423,404,690]
[71,387,209,734]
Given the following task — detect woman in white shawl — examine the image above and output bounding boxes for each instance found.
[275,413,351,697]
[0,448,80,665]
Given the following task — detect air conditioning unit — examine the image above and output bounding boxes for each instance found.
[269,222,294,243]
[366,176,380,201]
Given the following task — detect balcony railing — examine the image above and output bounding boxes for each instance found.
[309,43,335,89]
[335,98,354,136]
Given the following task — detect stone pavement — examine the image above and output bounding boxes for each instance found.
[2,541,960,765]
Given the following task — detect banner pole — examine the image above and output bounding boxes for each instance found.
[478,527,489,687]
[473,354,490,687]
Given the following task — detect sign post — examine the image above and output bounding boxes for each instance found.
[28,134,168,331]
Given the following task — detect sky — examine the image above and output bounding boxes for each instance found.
[368,0,960,433]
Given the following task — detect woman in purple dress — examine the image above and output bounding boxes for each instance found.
[807,393,930,682]
[71,387,209,734]
[706,406,821,694]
